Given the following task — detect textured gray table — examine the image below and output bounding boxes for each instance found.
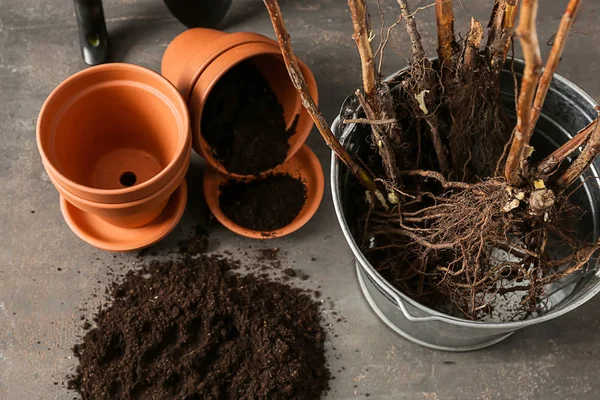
[2,1,600,399]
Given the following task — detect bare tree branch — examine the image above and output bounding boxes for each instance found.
[504,0,542,185]
[355,90,399,184]
[537,118,595,175]
[487,0,519,74]
[462,18,483,70]
[435,0,456,82]
[556,113,600,192]
[397,0,426,61]
[263,0,379,195]
[348,0,378,100]
[529,0,581,135]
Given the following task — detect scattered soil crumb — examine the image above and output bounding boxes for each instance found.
[178,226,210,255]
[257,247,280,262]
[282,268,297,277]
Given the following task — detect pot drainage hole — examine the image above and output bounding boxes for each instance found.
[119,171,137,187]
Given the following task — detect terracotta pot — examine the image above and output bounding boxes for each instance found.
[37,63,191,204]
[46,152,189,229]
[161,28,272,101]
[161,28,318,177]
[202,145,324,239]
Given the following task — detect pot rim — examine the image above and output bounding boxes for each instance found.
[331,59,600,328]
[173,31,274,103]
[46,151,190,212]
[37,63,190,202]
[190,41,318,178]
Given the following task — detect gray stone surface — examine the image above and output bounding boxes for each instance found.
[2,0,600,399]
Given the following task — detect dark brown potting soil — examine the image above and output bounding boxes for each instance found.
[219,173,307,232]
[68,254,330,399]
[201,61,298,175]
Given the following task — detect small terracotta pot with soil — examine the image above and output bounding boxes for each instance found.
[37,63,191,251]
[161,28,318,177]
[203,145,324,239]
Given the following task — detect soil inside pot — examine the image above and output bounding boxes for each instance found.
[202,61,299,176]
[68,252,330,399]
[219,173,307,232]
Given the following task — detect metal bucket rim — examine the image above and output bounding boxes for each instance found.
[331,60,600,328]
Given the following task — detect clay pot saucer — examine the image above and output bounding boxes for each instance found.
[60,181,188,252]
[202,145,324,239]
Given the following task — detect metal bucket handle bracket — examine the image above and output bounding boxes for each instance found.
[362,256,449,323]
[392,291,443,323]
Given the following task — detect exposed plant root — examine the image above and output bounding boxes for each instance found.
[443,10,511,181]
[397,0,450,175]
[445,65,509,180]
[365,176,591,319]
[266,0,600,321]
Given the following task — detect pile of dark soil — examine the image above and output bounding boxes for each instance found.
[219,173,307,232]
[68,254,330,399]
[202,60,298,176]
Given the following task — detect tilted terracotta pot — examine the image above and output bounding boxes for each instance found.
[161,28,272,102]
[161,28,318,177]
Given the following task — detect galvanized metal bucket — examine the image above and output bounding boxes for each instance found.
[331,60,600,351]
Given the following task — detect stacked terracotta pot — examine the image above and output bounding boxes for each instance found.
[37,64,191,251]
[161,29,324,239]
[37,28,323,250]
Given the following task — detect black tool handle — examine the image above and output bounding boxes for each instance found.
[73,0,109,65]
[163,0,232,29]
